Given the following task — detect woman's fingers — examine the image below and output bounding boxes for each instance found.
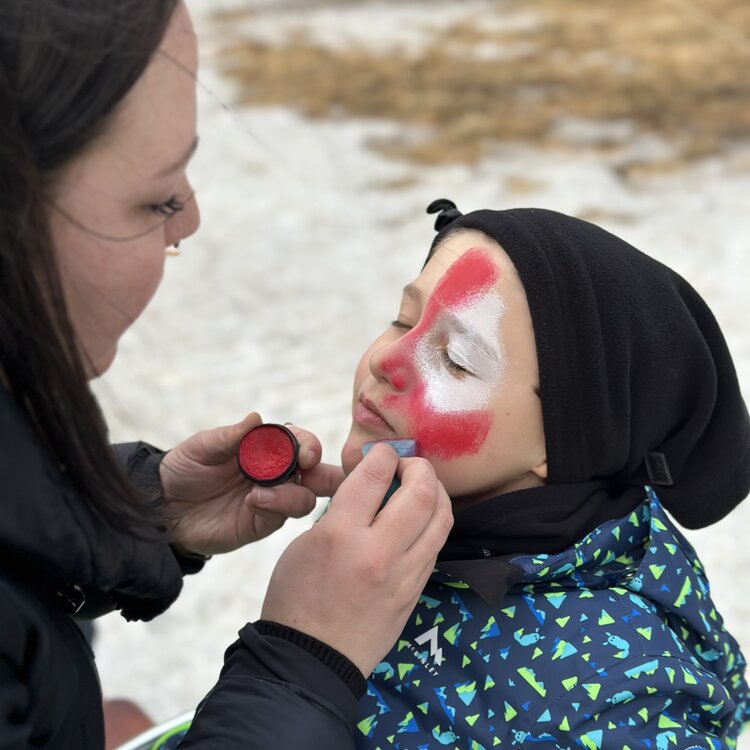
[282,423,324,470]
[246,483,317,519]
[259,449,453,677]
[399,479,453,566]
[296,461,346,499]
[323,443,400,526]
[171,412,263,467]
[172,415,323,473]
[373,458,450,550]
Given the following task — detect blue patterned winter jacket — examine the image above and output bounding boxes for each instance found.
[355,488,749,750]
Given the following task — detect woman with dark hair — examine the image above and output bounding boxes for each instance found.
[0,2,453,748]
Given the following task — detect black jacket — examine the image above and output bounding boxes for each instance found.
[0,388,360,749]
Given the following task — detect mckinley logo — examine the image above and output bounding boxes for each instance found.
[405,626,444,676]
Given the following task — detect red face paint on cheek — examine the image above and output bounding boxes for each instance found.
[238,424,300,485]
[383,248,499,461]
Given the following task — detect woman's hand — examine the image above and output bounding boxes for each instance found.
[260,443,454,677]
[160,413,339,556]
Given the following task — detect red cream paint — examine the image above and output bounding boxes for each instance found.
[238,424,298,485]
[382,248,499,460]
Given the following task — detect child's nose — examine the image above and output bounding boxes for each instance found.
[369,340,412,392]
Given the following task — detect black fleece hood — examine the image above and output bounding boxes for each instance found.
[427,200,750,529]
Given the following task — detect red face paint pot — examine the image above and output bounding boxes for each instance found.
[237,423,300,486]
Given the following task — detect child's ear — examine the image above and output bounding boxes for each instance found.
[531,459,548,481]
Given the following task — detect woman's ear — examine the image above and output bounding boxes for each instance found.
[531,459,548,481]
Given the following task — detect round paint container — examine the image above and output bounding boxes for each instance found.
[237,423,300,486]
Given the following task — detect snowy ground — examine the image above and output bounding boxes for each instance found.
[94,0,750,739]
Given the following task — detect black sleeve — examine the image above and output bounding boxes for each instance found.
[112,441,207,576]
[113,440,166,492]
[178,623,361,749]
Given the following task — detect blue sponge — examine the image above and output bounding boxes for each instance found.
[361,439,418,508]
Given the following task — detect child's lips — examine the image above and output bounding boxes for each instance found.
[353,398,393,432]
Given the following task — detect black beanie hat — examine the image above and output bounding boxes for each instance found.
[427,200,750,529]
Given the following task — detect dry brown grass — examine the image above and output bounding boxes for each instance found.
[213,0,750,166]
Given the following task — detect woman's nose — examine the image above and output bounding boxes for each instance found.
[369,338,412,392]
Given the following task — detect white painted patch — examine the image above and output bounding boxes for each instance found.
[415,288,506,414]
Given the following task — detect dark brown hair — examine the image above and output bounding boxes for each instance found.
[0,0,180,532]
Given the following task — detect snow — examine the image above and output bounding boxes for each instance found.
[201,0,532,57]
[92,0,750,740]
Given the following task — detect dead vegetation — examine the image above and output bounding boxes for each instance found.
[213,0,750,167]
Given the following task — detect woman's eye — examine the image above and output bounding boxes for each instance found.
[150,195,185,217]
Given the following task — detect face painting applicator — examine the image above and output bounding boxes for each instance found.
[238,423,300,486]
[362,438,418,508]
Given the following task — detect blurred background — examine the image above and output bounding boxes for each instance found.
[93,0,750,737]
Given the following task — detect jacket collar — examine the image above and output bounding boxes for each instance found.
[436,487,720,663]
[436,483,649,607]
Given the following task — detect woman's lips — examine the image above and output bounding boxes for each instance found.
[353,399,392,431]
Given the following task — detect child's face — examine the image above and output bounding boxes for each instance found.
[341,229,547,507]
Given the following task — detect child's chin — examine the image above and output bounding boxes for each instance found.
[340,436,365,476]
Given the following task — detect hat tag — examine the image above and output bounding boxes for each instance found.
[645,451,674,486]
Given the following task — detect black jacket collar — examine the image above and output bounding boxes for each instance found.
[436,481,646,607]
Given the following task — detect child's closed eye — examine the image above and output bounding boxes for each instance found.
[390,319,413,331]
[441,346,472,377]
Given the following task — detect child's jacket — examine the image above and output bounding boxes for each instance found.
[355,488,749,749]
